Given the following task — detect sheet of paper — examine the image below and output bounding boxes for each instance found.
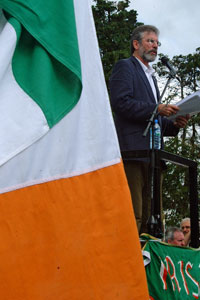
[168,90,200,120]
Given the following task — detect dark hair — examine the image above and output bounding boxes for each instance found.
[165,227,182,242]
[130,25,160,54]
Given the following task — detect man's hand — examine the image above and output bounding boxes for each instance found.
[173,115,190,128]
[158,104,190,128]
[158,104,179,116]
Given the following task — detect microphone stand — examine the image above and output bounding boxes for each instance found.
[143,71,175,238]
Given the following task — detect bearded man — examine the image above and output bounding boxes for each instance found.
[109,25,189,233]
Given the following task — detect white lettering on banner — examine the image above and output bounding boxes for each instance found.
[159,256,199,298]
[160,260,168,290]
[185,262,199,299]
[179,261,189,295]
[165,256,181,292]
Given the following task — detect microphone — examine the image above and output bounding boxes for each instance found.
[161,56,177,77]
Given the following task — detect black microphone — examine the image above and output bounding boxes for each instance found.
[161,56,177,77]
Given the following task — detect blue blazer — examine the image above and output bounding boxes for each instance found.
[109,56,178,152]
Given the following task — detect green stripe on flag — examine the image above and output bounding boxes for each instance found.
[0,0,82,128]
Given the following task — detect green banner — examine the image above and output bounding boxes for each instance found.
[142,234,200,300]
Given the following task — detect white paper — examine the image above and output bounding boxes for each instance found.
[168,90,200,120]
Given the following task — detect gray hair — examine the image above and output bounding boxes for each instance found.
[165,227,182,242]
[130,25,160,54]
[180,217,190,227]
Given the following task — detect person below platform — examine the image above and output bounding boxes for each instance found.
[180,217,191,246]
[165,227,185,247]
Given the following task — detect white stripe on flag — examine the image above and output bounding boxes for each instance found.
[0,11,49,166]
[0,0,121,193]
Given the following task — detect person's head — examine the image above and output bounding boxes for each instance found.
[180,218,191,235]
[130,25,160,66]
[165,227,185,247]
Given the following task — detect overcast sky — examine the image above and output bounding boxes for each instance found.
[128,0,200,60]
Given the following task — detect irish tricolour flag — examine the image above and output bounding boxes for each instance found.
[0,0,149,299]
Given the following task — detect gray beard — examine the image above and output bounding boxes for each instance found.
[142,52,156,62]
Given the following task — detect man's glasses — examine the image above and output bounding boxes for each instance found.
[145,39,161,47]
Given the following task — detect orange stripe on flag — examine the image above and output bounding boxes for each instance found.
[0,162,149,300]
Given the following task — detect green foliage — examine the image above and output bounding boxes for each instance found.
[156,51,200,226]
[92,0,142,86]
[92,1,200,226]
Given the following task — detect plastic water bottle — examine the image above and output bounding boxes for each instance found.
[150,119,161,149]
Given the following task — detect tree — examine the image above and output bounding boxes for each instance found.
[92,0,142,86]
[92,1,200,226]
[155,50,200,225]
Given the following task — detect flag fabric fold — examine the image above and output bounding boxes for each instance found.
[0,0,82,165]
[0,0,149,299]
